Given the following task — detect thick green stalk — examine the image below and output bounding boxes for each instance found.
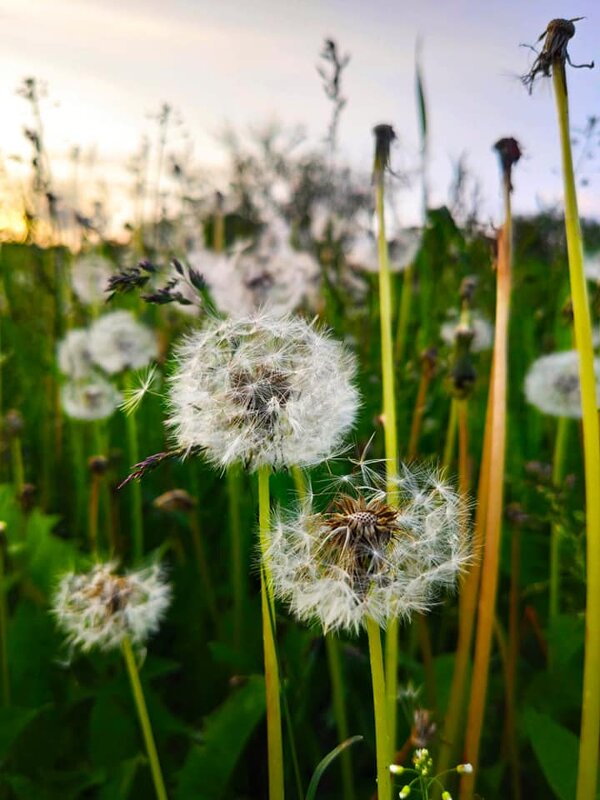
[122,637,168,800]
[375,172,400,757]
[124,373,144,561]
[367,617,391,800]
[549,415,569,630]
[325,635,355,800]
[553,65,600,800]
[258,465,285,800]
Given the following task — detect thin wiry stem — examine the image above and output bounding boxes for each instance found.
[124,372,144,562]
[549,415,569,636]
[258,465,285,800]
[122,637,168,800]
[552,62,600,800]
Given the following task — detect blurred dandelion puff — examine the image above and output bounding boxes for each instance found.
[524,350,600,418]
[52,562,171,653]
[61,377,121,421]
[89,310,158,374]
[57,328,94,379]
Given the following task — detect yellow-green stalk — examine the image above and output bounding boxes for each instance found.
[367,617,392,800]
[258,465,285,800]
[122,636,168,800]
[0,522,10,707]
[373,124,400,764]
[461,137,519,799]
[547,25,600,798]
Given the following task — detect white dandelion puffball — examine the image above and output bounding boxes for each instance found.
[189,219,320,318]
[57,328,94,379]
[524,350,600,419]
[53,563,171,652]
[584,252,600,283]
[89,310,158,374]
[440,313,494,353]
[267,466,470,634]
[61,377,121,421]
[167,313,359,470]
[345,209,422,274]
[71,253,113,305]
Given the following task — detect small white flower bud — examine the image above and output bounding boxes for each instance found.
[399,786,411,798]
[389,764,404,775]
[456,763,473,775]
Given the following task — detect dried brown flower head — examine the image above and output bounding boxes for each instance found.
[153,488,196,514]
[522,18,594,93]
[372,124,397,175]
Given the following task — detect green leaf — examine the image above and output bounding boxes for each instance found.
[98,757,142,800]
[523,708,590,800]
[306,736,363,800]
[25,509,77,595]
[0,706,42,761]
[175,675,266,800]
[89,695,138,768]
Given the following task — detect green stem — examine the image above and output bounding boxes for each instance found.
[0,529,10,706]
[367,617,391,800]
[325,635,355,800]
[10,436,24,495]
[226,465,245,649]
[258,465,285,800]
[189,512,220,631]
[553,64,600,800]
[394,265,413,365]
[375,172,400,759]
[124,374,143,561]
[121,637,168,800]
[442,399,458,471]
[549,416,569,631]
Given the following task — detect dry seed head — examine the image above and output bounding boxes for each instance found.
[267,465,470,633]
[522,18,594,93]
[167,312,359,471]
[61,377,121,421]
[53,562,171,652]
[71,253,113,306]
[372,123,396,174]
[525,350,600,418]
[153,488,196,513]
[88,310,158,374]
[57,329,94,380]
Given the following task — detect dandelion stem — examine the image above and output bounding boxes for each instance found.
[226,465,245,649]
[407,351,435,460]
[549,415,569,634]
[552,63,600,800]
[461,157,512,800]
[10,436,25,495]
[325,635,355,800]
[366,617,391,800]
[375,156,400,760]
[0,526,10,707]
[121,636,168,800]
[124,373,144,562]
[257,464,285,800]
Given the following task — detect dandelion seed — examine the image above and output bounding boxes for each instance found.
[57,328,94,379]
[120,364,160,416]
[267,467,469,633]
[61,377,121,421]
[71,253,113,306]
[524,350,600,419]
[167,312,359,471]
[88,310,158,374]
[52,562,171,653]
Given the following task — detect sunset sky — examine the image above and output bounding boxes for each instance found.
[0,0,598,228]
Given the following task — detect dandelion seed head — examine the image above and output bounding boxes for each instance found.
[61,377,121,421]
[71,253,113,306]
[440,313,494,353]
[268,466,470,633]
[524,350,600,418]
[89,310,158,374]
[167,312,359,471]
[57,328,94,379]
[53,562,171,652]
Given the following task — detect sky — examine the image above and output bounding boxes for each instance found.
[0,0,598,230]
